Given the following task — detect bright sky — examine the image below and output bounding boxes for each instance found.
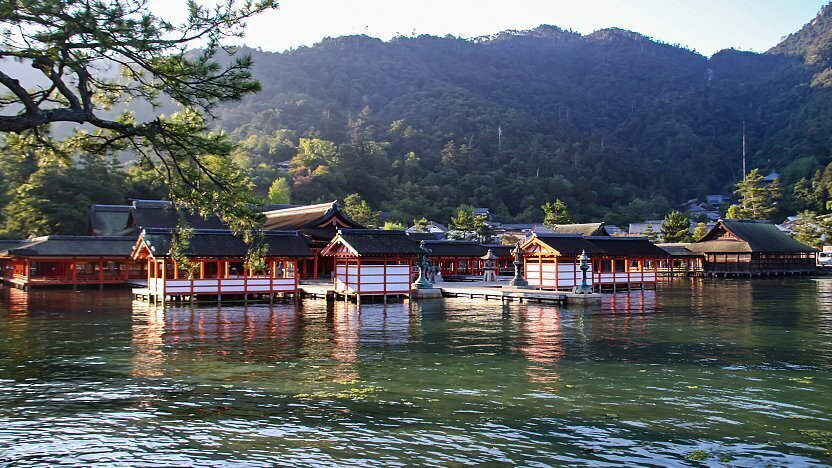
[151,0,828,56]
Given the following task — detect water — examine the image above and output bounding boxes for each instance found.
[1,279,831,466]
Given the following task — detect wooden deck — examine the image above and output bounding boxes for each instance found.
[440,283,568,303]
[297,279,571,304]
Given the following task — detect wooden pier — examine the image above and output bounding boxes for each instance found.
[440,284,567,304]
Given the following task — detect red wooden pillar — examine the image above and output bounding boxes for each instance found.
[356,258,362,294]
[313,254,319,280]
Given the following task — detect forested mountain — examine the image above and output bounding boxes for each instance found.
[211,4,832,226]
[2,5,831,237]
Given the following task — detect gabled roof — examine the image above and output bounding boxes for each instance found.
[587,236,669,257]
[135,229,313,259]
[321,229,425,257]
[423,240,512,257]
[0,236,136,258]
[127,200,228,233]
[263,201,363,231]
[551,223,610,236]
[689,219,817,253]
[88,204,132,236]
[524,234,606,256]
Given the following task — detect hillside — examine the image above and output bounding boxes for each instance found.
[207,6,832,225]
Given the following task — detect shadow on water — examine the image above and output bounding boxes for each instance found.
[0,279,831,465]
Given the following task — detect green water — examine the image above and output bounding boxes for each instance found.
[1,279,831,465]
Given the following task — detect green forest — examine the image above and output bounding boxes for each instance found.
[2,4,832,237]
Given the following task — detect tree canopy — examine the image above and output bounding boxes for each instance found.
[0,0,277,238]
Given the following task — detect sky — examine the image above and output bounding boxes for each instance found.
[150,0,828,56]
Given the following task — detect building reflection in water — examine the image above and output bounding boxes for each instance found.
[131,301,166,377]
[518,304,565,388]
[128,299,415,384]
[327,300,360,382]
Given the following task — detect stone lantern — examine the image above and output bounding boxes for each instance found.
[481,248,498,282]
[572,249,593,294]
[508,241,528,287]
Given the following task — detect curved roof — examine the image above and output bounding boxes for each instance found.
[263,201,363,231]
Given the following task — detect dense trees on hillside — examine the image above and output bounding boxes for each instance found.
[210,7,832,227]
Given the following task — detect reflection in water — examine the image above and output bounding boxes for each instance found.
[519,305,564,386]
[131,302,166,377]
[1,280,832,465]
[328,301,360,381]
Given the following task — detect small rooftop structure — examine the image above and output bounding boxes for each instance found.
[88,204,132,236]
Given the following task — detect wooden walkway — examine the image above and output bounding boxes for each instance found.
[440,284,567,304]
[297,280,570,304]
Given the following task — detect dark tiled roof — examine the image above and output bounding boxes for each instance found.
[326,229,425,256]
[128,200,228,232]
[263,201,363,230]
[0,240,25,253]
[139,229,313,258]
[657,243,702,257]
[587,236,669,257]
[691,220,817,253]
[0,236,136,258]
[406,232,445,241]
[423,241,513,257]
[551,223,609,236]
[533,235,606,255]
[88,205,132,236]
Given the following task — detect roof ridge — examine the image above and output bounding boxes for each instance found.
[262,201,336,216]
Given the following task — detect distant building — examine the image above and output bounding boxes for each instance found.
[628,220,663,238]
[705,195,731,205]
[406,220,449,238]
[686,219,817,275]
[550,222,610,237]
[473,207,493,221]
[762,172,780,184]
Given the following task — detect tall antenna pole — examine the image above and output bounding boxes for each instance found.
[742,120,747,181]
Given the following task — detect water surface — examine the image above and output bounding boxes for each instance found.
[1,279,831,465]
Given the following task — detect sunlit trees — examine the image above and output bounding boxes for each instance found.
[660,211,691,243]
[343,193,380,228]
[541,199,570,228]
[267,177,292,205]
[725,169,780,220]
